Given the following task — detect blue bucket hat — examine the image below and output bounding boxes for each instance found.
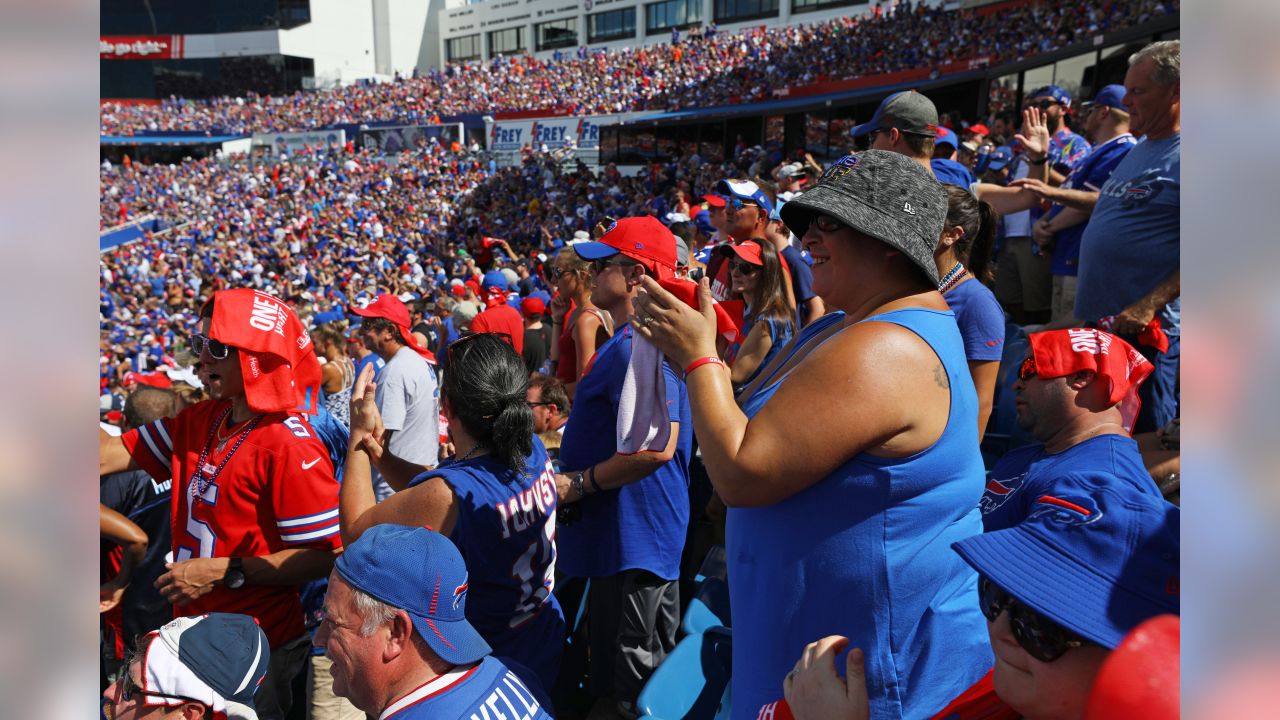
[952,478,1179,650]
[336,525,492,665]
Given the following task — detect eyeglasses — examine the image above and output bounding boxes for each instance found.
[867,126,892,142]
[812,214,846,233]
[1033,100,1060,111]
[117,671,208,708]
[725,197,760,214]
[591,257,639,274]
[729,259,760,275]
[979,576,1094,662]
[1017,355,1038,381]
[547,266,570,279]
[189,332,230,360]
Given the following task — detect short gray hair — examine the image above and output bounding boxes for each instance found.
[1130,40,1180,87]
[351,587,399,637]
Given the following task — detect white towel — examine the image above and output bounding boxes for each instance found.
[617,328,671,455]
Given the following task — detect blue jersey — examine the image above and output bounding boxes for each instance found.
[381,656,553,720]
[980,434,1161,532]
[558,324,693,580]
[944,279,1005,362]
[410,436,565,695]
[1045,133,1137,276]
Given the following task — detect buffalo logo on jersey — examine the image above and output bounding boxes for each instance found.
[979,472,1026,515]
[452,580,469,611]
[1026,494,1103,526]
[820,153,860,181]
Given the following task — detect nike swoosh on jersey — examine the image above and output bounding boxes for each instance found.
[301,458,322,470]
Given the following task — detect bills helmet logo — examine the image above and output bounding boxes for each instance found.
[979,472,1026,515]
[1027,494,1103,526]
[452,579,469,611]
[821,153,860,181]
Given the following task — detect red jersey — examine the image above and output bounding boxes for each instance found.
[122,399,342,647]
[471,302,525,354]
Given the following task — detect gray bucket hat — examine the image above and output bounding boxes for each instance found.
[779,150,946,285]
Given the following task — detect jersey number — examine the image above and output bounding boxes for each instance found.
[175,483,218,561]
[510,514,556,629]
[284,417,311,438]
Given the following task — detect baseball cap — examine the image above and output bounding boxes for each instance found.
[776,162,805,179]
[573,217,678,279]
[967,123,990,138]
[935,127,959,150]
[715,179,775,215]
[975,146,1015,173]
[139,613,270,720]
[1082,84,1128,113]
[1029,84,1073,108]
[335,525,492,665]
[481,270,509,292]
[521,296,546,317]
[673,234,690,268]
[350,294,411,327]
[716,239,766,266]
[779,150,947,284]
[952,479,1180,650]
[851,91,939,138]
[693,209,715,237]
[700,193,727,208]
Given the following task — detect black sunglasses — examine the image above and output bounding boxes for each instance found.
[1017,355,1037,381]
[591,257,639,274]
[1033,100,1060,111]
[812,214,846,233]
[190,332,230,360]
[979,576,1094,662]
[117,671,208,707]
[729,259,760,275]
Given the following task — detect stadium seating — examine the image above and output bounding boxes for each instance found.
[636,626,733,720]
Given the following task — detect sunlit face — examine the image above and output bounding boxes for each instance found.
[729,257,762,298]
[988,611,1110,720]
[101,650,195,720]
[1123,58,1179,138]
[314,574,383,714]
[801,214,888,311]
[194,317,243,401]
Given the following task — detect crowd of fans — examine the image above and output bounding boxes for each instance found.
[100,0,1177,136]
[100,15,1181,720]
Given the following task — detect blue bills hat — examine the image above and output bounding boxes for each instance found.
[1083,84,1128,113]
[952,479,1180,650]
[1029,84,1073,108]
[779,150,946,284]
[851,90,940,138]
[715,179,775,215]
[975,145,1015,174]
[142,613,270,720]
[336,525,492,665]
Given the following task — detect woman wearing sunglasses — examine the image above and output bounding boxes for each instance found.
[632,151,991,719]
[339,333,565,699]
[547,246,613,398]
[717,239,796,389]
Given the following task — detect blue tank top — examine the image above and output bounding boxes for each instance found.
[730,308,992,720]
[409,436,566,696]
[381,656,553,719]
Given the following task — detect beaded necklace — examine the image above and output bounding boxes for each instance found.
[938,261,969,294]
[191,405,264,504]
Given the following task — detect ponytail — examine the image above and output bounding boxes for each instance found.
[443,334,534,475]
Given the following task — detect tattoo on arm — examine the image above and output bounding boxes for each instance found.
[933,364,950,390]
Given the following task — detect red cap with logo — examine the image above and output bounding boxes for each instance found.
[573,217,678,280]
[351,294,436,364]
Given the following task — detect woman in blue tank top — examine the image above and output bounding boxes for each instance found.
[633,151,993,719]
[717,239,796,390]
[339,333,564,698]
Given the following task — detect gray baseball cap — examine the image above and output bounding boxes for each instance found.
[851,91,940,138]
[779,150,946,285]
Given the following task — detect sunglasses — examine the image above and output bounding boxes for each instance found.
[979,576,1094,662]
[1017,355,1038,381]
[729,259,760,275]
[725,197,760,213]
[591,257,639,274]
[812,214,846,233]
[190,332,230,360]
[117,671,207,707]
[1033,100,1061,111]
[547,266,571,279]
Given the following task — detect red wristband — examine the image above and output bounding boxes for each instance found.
[684,356,725,377]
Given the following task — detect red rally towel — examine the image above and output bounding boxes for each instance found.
[1097,315,1170,353]
[1028,328,1154,434]
[658,278,739,342]
[207,288,322,414]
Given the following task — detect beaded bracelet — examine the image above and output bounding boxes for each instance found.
[684,356,725,377]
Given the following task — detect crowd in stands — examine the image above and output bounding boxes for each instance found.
[100,21,1181,720]
[100,0,1177,136]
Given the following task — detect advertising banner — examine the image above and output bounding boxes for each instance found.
[357,123,465,155]
[252,129,347,156]
[100,35,185,60]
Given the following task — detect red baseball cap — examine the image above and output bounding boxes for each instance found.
[350,294,411,327]
[716,239,766,266]
[520,297,546,317]
[967,123,990,137]
[573,217,677,279]
[701,194,726,208]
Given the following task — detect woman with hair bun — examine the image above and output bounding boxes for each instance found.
[339,333,565,697]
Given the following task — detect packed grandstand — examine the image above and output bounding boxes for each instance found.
[100,1,1181,718]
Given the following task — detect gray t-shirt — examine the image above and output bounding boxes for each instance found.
[375,346,440,467]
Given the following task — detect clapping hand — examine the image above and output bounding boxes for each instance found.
[1015,106,1051,162]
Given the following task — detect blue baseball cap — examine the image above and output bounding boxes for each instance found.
[714,179,775,215]
[851,90,940,138]
[1029,84,1073,108]
[481,270,508,291]
[1083,84,1128,113]
[335,525,492,665]
[976,145,1015,173]
[952,479,1179,650]
[934,127,959,150]
[693,209,715,237]
[141,613,270,720]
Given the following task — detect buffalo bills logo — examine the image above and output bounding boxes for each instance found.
[1027,494,1103,526]
[452,580,469,611]
[821,154,860,181]
[603,220,619,236]
[980,472,1026,515]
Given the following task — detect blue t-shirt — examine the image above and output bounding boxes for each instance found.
[557,324,693,580]
[932,158,978,189]
[729,309,991,720]
[381,656,552,720]
[944,278,1005,362]
[1075,135,1180,331]
[353,352,386,383]
[1045,134,1137,276]
[980,434,1162,531]
[409,436,565,695]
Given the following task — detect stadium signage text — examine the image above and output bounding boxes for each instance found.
[100,35,185,60]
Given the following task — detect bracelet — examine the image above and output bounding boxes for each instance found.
[587,465,602,493]
[570,472,586,500]
[1028,156,1048,165]
[684,356,725,376]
